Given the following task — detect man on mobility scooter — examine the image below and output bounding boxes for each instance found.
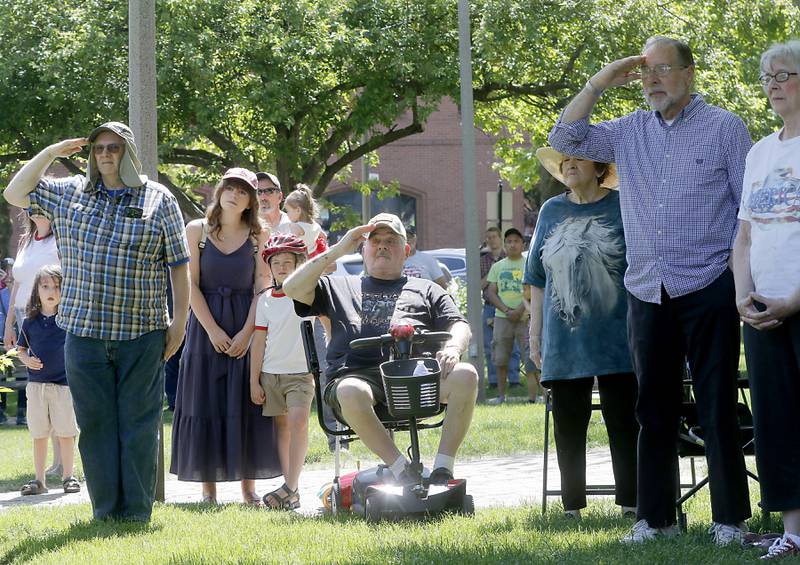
[283,213,478,494]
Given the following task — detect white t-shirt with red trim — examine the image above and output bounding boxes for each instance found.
[255,288,313,374]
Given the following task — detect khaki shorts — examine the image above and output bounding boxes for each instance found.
[492,316,530,368]
[25,382,80,439]
[259,372,315,417]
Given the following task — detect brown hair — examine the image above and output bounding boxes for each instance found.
[594,162,611,186]
[25,264,62,319]
[17,210,52,249]
[206,178,262,239]
[284,184,319,223]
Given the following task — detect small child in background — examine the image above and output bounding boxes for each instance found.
[283,184,327,258]
[17,265,80,495]
[250,234,313,510]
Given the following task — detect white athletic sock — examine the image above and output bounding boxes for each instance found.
[389,455,409,479]
[786,532,800,546]
[433,453,455,473]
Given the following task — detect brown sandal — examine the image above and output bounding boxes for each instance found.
[243,492,263,507]
[20,480,48,495]
[262,484,299,510]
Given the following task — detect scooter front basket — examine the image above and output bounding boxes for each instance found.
[379,358,441,418]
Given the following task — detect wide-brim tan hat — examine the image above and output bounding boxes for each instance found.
[536,147,619,189]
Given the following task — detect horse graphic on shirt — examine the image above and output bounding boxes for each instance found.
[541,216,625,329]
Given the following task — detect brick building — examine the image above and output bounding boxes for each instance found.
[322,97,527,250]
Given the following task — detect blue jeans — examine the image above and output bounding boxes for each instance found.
[164,341,183,410]
[65,330,165,521]
[483,303,520,385]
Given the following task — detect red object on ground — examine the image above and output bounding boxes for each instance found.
[338,471,357,509]
[390,324,415,340]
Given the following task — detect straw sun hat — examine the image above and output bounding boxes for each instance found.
[535,147,619,189]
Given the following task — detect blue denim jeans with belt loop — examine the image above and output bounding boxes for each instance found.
[65,329,165,521]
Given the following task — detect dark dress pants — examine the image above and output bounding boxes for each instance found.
[743,316,800,512]
[627,270,750,527]
[550,373,639,510]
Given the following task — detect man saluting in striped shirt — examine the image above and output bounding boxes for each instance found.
[548,36,752,545]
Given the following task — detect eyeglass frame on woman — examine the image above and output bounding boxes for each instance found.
[640,63,690,78]
[92,143,124,155]
[759,71,799,87]
[257,187,281,195]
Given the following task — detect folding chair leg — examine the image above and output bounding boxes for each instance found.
[542,390,551,515]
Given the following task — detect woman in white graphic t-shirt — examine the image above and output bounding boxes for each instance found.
[732,39,800,560]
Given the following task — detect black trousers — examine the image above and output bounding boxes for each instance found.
[743,316,800,512]
[550,373,639,510]
[627,270,750,527]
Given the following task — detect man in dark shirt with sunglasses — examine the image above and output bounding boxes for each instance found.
[4,122,190,522]
[549,36,752,545]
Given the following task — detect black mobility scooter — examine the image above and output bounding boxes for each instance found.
[301,321,474,522]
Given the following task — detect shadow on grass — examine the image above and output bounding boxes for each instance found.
[0,473,35,495]
[0,519,161,564]
[167,502,247,515]
[0,487,79,507]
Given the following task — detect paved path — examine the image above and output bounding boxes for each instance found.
[0,449,707,515]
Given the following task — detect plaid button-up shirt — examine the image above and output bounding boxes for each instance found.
[549,94,752,304]
[480,248,505,302]
[30,175,190,340]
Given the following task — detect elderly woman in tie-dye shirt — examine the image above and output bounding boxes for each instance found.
[524,147,638,520]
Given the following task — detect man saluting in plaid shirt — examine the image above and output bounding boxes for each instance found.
[548,36,752,545]
[4,122,190,522]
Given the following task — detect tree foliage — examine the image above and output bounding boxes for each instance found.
[471,0,800,202]
[0,0,798,220]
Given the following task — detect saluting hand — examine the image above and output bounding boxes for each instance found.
[591,55,646,90]
[48,138,88,159]
[335,224,376,255]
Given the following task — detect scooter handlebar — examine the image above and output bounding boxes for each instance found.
[349,330,452,350]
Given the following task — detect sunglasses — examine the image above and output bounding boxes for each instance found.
[257,188,281,195]
[92,143,124,155]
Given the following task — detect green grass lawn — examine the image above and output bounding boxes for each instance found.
[0,495,789,564]
[2,356,771,564]
[0,378,610,493]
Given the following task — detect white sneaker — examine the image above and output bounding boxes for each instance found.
[761,535,800,560]
[487,396,505,405]
[709,521,748,546]
[621,519,680,543]
[564,509,581,520]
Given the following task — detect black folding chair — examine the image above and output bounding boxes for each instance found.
[675,369,761,530]
[540,381,618,514]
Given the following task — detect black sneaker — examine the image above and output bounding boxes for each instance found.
[395,465,424,488]
[16,416,27,426]
[427,467,454,485]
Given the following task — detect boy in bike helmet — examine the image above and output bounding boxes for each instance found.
[250,233,314,509]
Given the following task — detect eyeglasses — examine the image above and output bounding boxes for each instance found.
[257,188,281,195]
[640,64,689,78]
[92,143,124,155]
[759,71,799,86]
